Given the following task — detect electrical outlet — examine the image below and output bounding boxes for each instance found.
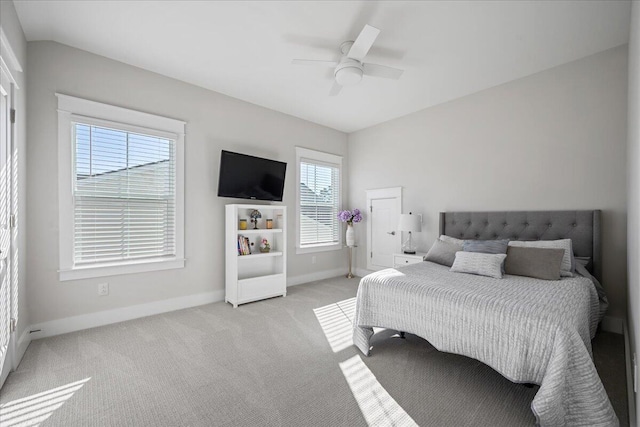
[311,256,316,264]
[98,283,109,296]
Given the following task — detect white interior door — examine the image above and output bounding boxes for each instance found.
[366,188,401,270]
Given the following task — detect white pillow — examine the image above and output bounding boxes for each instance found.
[450,252,507,279]
[508,239,574,277]
[439,235,464,246]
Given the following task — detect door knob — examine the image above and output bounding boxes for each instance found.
[387,231,395,235]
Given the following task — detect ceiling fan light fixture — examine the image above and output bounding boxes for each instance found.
[335,65,363,86]
[291,24,404,95]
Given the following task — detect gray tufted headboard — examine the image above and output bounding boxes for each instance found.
[439,210,601,282]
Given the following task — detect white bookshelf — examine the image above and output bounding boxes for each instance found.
[225,204,287,307]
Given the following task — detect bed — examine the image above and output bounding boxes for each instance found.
[352,210,617,427]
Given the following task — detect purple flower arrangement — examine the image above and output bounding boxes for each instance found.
[338,209,363,225]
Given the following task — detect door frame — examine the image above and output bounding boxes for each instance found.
[0,33,19,388]
[366,187,402,271]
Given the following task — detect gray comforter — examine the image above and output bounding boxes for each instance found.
[353,261,617,427]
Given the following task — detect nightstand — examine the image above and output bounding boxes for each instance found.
[393,252,427,268]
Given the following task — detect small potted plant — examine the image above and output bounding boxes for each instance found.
[259,238,271,253]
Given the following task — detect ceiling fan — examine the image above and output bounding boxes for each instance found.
[292,24,404,96]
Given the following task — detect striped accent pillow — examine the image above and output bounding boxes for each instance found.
[450,252,507,279]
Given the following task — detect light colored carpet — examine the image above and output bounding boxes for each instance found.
[0,276,628,426]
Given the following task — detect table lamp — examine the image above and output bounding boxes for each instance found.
[398,212,421,254]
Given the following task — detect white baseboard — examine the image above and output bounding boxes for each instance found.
[30,290,225,340]
[287,268,348,286]
[601,316,624,334]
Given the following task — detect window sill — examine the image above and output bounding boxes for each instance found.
[59,257,185,281]
[296,244,343,255]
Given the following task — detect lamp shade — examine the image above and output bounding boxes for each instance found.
[398,214,422,233]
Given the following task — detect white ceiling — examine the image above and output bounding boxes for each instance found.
[14,0,631,133]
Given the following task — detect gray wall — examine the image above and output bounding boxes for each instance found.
[627,1,639,422]
[26,41,348,325]
[348,45,628,320]
[0,0,28,344]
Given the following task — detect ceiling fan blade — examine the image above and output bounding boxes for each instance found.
[329,81,343,96]
[347,24,380,61]
[292,59,338,67]
[363,63,404,80]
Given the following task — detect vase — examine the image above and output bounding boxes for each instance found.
[345,224,355,247]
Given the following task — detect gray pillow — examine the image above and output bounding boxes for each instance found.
[425,239,462,267]
[463,239,509,254]
[450,252,506,279]
[508,239,574,277]
[439,235,464,246]
[504,246,565,281]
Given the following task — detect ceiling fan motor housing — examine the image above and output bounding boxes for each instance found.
[335,58,364,86]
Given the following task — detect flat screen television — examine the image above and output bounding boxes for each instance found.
[217,150,287,201]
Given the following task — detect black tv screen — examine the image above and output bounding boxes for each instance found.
[217,150,287,201]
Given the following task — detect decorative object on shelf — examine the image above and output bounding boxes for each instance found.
[250,209,262,229]
[276,213,284,229]
[338,208,363,247]
[239,219,248,230]
[398,212,422,254]
[266,219,273,229]
[259,238,271,253]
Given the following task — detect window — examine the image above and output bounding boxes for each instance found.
[57,94,185,280]
[296,147,342,253]
[74,123,175,263]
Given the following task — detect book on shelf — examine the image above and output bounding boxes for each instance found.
[237,235,252,255]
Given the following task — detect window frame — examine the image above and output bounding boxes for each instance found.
[57,94,186,281]
[295,147,343,255]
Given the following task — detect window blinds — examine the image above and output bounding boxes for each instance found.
[299,159,340,246]
[73,123,176,264]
